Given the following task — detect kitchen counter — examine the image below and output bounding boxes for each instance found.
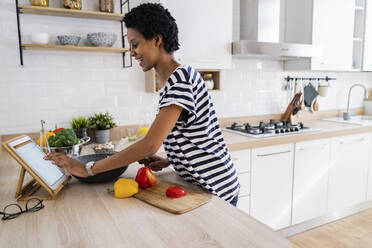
[0,146,291,248]
[224,119,372,151]
[1,118,371,247]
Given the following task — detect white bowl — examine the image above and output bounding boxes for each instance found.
[31,33,49,45]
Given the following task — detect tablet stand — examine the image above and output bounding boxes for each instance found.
[15,168,48,201]
[3,135,70,201]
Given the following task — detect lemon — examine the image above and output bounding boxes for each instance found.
[139,127,149,137]
[37,131,56,146]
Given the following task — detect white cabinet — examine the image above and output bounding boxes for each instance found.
[159,0,232,69]
[238,172,251,197]
[311,0,355,71]
[237,195,250,214]
[292,139,330,225]
[230,149,251,174]
[230,149,251,214]
[367,133,372,200]
[250,143,294,230]
[328,134,370,212]
[352,0,367,70]
[363,0,372,71]
[284,0,355,71]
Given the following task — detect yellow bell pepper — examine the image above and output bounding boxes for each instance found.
[37,131,56,146]
[109,178,139,198]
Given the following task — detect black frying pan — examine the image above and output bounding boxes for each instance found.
[74,153,127,183]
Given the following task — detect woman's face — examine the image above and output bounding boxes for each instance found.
[127,28,159,72]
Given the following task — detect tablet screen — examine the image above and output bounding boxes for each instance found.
[8,136,67,190]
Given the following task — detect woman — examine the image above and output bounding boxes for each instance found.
[44,3,240,205]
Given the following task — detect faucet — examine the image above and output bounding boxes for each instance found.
[343,84,369,120]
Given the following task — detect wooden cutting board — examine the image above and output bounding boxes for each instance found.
[133,180,212,214]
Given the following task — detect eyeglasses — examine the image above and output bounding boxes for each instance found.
[0,198,44,220]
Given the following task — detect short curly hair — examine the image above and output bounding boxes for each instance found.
[123,3,180,53]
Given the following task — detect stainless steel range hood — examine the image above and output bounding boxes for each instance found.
[233,0,322,59]
[232,40,322,59]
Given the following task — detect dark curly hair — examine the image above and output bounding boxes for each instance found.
[123,3,180,54]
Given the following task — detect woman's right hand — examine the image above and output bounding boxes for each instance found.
[44,152,89,177]
[138,155,170,172]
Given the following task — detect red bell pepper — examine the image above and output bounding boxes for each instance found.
[53,127,64,134]
[166,186,186,198]
[135,167,157,189]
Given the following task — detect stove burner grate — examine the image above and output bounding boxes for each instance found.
[226,119,311,137]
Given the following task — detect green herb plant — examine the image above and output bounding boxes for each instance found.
[88,112,117,130]
[71,116,88,130]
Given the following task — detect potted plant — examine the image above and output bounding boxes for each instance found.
[71,116,88,139]
[88,112,117,144]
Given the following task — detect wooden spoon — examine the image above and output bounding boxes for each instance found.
[301,81,305,110]
[314,98,319,111]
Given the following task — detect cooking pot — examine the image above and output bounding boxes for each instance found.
[49,136,90,157]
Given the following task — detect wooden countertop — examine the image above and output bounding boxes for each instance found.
[1,117,368,247]
[0,146,291,248]
[224,120,372,151]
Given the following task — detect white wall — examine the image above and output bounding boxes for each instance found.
[0,0,372,134]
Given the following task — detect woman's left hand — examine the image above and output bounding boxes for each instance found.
[138,155,170,172]
[44,152,89,177]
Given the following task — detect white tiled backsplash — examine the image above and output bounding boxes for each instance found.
[1,0,372,134]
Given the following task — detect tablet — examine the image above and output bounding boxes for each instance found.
[8,136,68,190]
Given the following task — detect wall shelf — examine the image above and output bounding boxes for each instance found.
[21,43,129,53]
[145,68,220,93]
[15,0,132,68]
[18,5,125,21]
[198,69,221,91]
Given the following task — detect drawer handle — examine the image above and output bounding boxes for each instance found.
[339,138,365,145]
[256,150,291,157]
[298,145,327,151]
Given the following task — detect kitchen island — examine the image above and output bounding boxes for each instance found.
[0,145,291,248]
[2,117,372,247]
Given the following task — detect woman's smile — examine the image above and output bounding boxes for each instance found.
[137,57,144,67]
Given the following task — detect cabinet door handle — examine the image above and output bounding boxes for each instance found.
[298,145,327,151]
[256,150,291,157]
[339,138,365,145]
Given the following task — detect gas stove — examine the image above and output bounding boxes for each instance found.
[223,120,319,138]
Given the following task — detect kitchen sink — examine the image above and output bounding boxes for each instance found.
[323,115,372,126]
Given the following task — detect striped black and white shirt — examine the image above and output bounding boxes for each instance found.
[157,65,240,203]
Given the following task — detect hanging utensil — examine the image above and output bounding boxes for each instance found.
[313,79,320,111]
[300,79,305,110]
[304,80,319,108]
[284,78,294,103]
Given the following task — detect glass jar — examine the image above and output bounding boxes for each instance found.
[203,73,214,90]
[99,0,114,13]
[30,0,49,7]
[63,0,82,10]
